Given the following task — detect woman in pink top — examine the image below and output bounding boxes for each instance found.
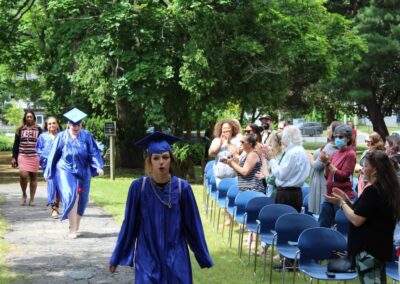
[319,124,356,227]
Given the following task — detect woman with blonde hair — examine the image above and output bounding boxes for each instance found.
[110,131,213,283]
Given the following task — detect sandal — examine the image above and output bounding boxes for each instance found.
[21,196,27,206]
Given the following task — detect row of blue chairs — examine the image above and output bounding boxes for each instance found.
[202,160,398,283]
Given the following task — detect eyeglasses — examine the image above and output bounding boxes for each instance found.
[334,135,344,139]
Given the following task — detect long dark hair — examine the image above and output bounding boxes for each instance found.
[365,150,400,221]
[16,110,38,132]
[246,123,262,142]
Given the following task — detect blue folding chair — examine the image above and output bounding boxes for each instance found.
[240,196,274,264]
[229,191,265,248]
[203,161,214,207]
[204,168,215,215]
[296,227,357,283]
[215,177,237,231]
[274,213,319,283]
[254,204,297,280]
[386,247,399,283]
[208,175,217,221]
[222,184,239,238]
[334,209,349,240]
[302,193,311,215]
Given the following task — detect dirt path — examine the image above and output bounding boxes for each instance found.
[0,153,133,283]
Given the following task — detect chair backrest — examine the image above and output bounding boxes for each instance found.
[209,175,217,193]
[257,204,297,235]
[301,183,310,198]
[205,167,214,187]
[275,213,319,245]
[335,209,349,237]
[244,196,274,224]
[204,160,215,174]
[298,227,347,261]
[227,185,239,208]
[234,191,265,216]
[217,177,238,200]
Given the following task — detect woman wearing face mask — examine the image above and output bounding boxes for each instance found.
[44,108,104,238]
[110,132,213,283]
[319,124,356,228]
[325,150,400,283]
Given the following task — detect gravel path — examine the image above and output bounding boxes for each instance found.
[0,182,133,283]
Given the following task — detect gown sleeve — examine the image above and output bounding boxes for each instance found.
[180,181,214,268]
[109,179,142,267]
[43,132,64,179]
[84,131,104,176]
[36,134,46,170]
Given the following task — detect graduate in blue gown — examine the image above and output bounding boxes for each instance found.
[44,108,104,239]
[36,116,61,218]
[109,131,213,283]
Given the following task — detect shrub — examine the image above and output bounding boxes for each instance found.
[0,136,13,151]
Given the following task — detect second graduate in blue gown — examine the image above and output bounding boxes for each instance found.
[44,108,104,224]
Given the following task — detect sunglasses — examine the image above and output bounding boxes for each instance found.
[334,135,344,139]
[244,130,252,134]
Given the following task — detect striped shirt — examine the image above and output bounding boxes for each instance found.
[13,126,41,157]
[237,152,265,193]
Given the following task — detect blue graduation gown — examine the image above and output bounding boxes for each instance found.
[110,176,213,284]
[44,129,103,220]
[36,131,59,205]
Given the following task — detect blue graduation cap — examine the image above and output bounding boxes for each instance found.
[135,131,182,155]
[64,108,87,125]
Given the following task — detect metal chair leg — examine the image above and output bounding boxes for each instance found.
[216,207,221,233]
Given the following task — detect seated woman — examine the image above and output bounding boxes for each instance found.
[326,150,400,283]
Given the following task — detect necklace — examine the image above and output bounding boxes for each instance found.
[149,175,172,208]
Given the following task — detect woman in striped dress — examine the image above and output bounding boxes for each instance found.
[11,110,43,206]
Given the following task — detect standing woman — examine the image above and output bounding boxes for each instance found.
[110,132,213,283]
[326,150,400,283]
[307,121,341,215]
[319,125,356,227]
[224,134,265,193]
[44,108,104,238]
[36,116,61,218]
[11,110,43,206]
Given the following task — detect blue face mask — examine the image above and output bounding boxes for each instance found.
[335,138,346,148]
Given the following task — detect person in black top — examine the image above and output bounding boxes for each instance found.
[326,150,400,283]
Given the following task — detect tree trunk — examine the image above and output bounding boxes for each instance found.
[363,95,389,139]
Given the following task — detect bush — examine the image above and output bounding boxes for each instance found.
[0,136,13,151]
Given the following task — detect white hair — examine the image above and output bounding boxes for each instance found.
[281,125,303,147]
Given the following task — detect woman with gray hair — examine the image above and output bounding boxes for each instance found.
[264,125,310,212]
[319,124,356,227]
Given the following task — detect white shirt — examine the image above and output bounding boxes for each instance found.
[269,144,310,188]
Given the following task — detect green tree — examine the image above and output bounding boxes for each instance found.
[3,101,24,127]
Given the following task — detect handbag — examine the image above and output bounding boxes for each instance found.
[327,251,355,273]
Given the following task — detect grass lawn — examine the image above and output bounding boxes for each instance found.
[91,174,360,284]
